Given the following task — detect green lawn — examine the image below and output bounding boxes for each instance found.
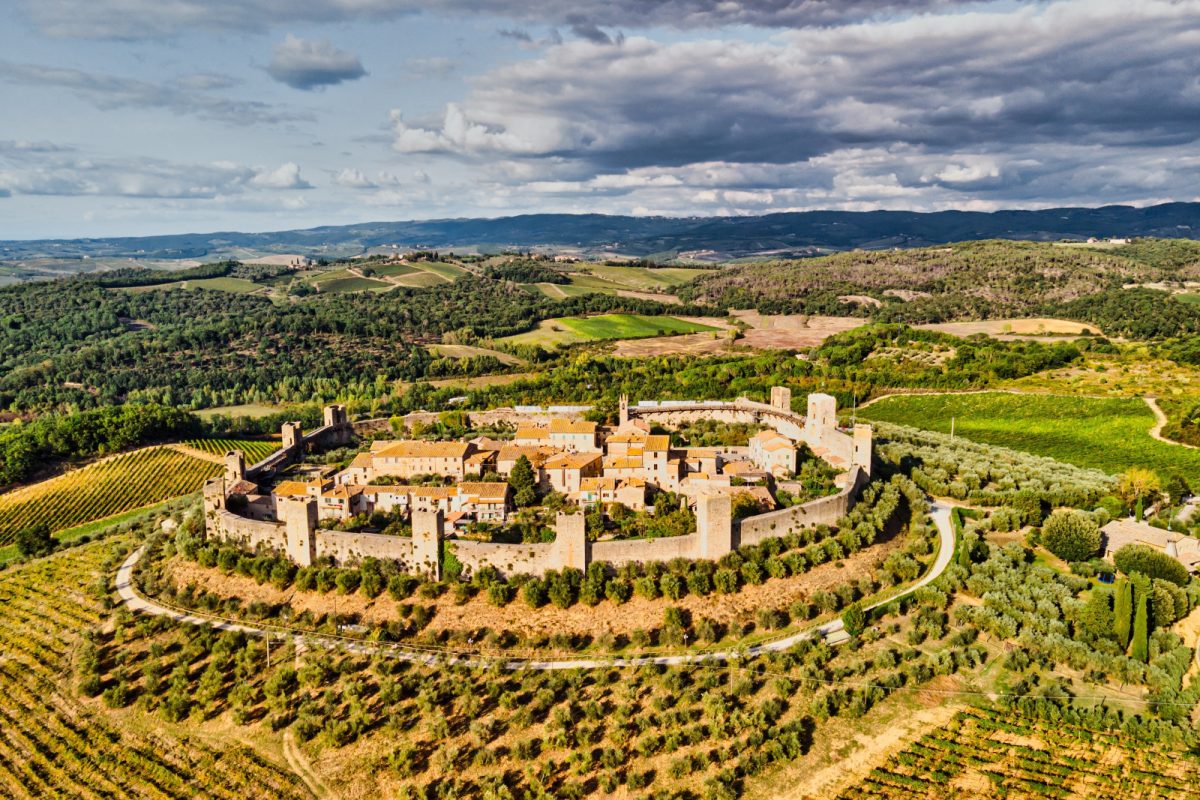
[195,403,282,420]
[499,313,717,348]
[123,276,264,294]
[860,391,1200,481]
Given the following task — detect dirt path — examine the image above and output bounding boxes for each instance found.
[166,443,225,465]
[284,731,332,799]
[1143,396,1199,450]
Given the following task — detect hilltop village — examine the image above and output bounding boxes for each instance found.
[204,391,873,575]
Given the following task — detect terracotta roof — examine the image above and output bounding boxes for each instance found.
[409,486,456,499]
[643,435,671,452]
[721,460,761,475]
[684,448,718,458]
[603,455,643,470]
[322,485,364,500]
[465,451,496,466]
[580,477,618,492]
[272,480,311,497]
[226,479,260,496]
[347,452,374,469]
[459,482,510,501]
[514,426,552,441]
[498,444,558,467]
[374,440,471,459]
[549,418,596,435]
[606,432,647,444]
[752,430,795,452]
[545,452,602,470]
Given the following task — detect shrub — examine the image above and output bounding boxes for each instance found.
[841,602,866,637]
[1040,509,1101,562]
[1114,544,1190,586]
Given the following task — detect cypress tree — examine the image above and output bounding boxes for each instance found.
[1131,589,1150,663]
[1113,578,1133,649]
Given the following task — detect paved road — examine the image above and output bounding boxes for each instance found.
[115,501,956,671]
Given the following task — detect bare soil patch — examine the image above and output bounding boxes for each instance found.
[917,317,1100,340]
[732,312,866,350]
[612,331,737,357]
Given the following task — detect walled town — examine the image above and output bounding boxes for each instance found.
[204,389,872,578]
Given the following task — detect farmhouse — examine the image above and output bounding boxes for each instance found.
[748,429,798,477]
[1101,518,1200,572]
[368,440,475,480]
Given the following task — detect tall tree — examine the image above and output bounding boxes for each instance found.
[1131,587,1150,663]
[509,455,537,508]
[1113,578,1133,649]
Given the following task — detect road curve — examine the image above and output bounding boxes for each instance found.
[115,501,956,671]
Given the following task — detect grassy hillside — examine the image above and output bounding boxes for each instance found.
[679,240,1171,322]
[860,391,1200,480]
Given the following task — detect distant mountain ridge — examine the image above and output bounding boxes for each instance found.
[3,202,1199,263]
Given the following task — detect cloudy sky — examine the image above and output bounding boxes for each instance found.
[2,0,1199,238]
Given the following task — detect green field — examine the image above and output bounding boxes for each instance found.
[194,403,282,420]
[414,261,469,281]
[369,262,419,277]
[185,438,280,463]
[860,391,1200,480]
[499,313,717,348]
[123,276,263,294]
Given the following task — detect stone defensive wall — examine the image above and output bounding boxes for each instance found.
[207,391,873,578]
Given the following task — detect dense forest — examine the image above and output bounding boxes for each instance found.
[0,404,201,487]
[0,272,716,411]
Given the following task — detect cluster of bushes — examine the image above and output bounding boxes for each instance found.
[876,422,1112,510]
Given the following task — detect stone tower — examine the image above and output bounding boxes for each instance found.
[618,394,629,426]
[697,494,733,559]
[770,386,792,412]
[224,450,246,484]
[281,421,303,452]
[853,424,873,476]
[551,512,588,571]
[412,509,444,580]
[323,404,352,445]
[806,393,838,432]
[277,496,317,566]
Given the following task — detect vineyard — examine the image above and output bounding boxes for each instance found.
[839,706,1200,799]
[184,438,280,464]
[0,448,220,542]
[0,540,311,799]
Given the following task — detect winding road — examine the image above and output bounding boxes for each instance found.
[115,502,956,671]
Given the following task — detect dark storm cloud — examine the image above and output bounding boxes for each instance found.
[19,0,972,39]
[390,1,1200,184]
[265,35,368,90]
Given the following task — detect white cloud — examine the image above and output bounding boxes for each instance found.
[249,162,313,189]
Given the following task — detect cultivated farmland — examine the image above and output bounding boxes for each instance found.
[500,313,718,347]
[184,438,280,463]
[839,706,1200,799]
[0,448,220,542]
[0,541,311,799]
[860,391,1200,481]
